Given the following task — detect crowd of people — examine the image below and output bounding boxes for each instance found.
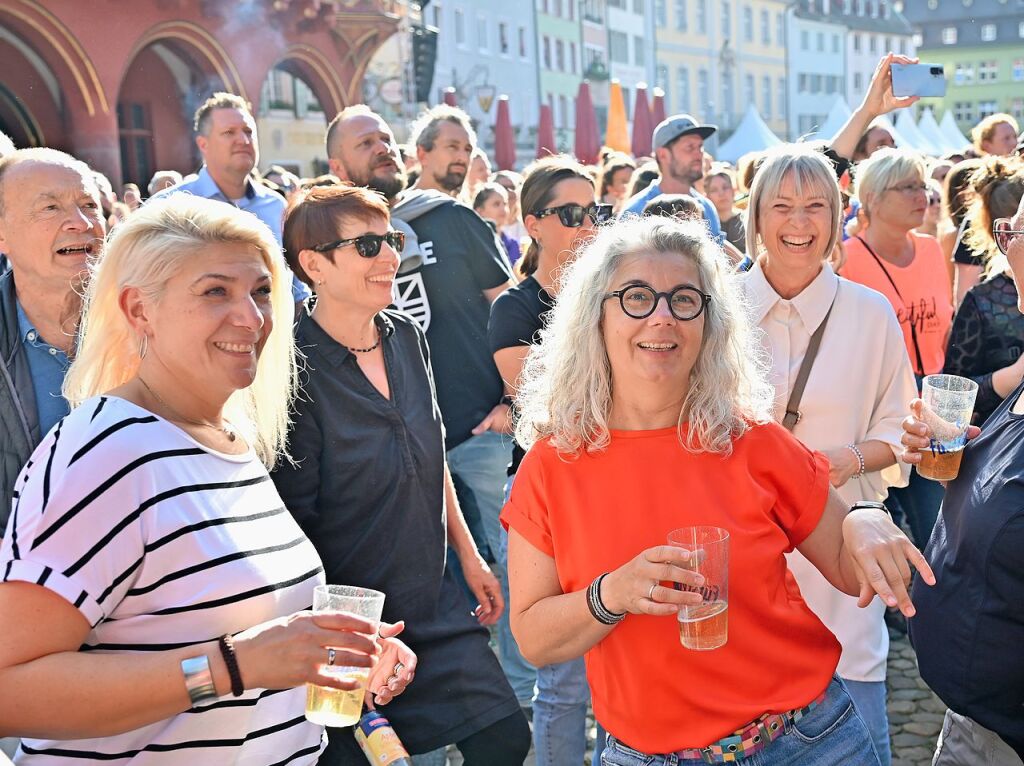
[1,50,1023,766]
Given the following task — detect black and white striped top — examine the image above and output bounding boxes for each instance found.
[1,396,327,765]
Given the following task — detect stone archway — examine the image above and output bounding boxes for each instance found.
[116,22,244,188]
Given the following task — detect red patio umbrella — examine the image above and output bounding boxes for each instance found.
[651,87,667,131]
[574,81,600,165]
[442,87,457,106]
[631,83,653,158]
[494,95,516,171]
[536,103,556,158]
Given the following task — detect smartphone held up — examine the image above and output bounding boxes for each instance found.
[891,63,947,98]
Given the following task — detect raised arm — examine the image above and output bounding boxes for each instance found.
[831,53,920,161]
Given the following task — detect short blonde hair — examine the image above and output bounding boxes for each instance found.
[64,195,297,468]
[745,144,843,260]
[972,113,1020,154]
[854,147,927,220]
[515,216,773,456]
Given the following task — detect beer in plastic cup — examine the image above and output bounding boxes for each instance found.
[305,585,385,727]
[666,526,729,650]
[917,374,978,482]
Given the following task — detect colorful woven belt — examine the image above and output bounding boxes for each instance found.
[675,689,829,764]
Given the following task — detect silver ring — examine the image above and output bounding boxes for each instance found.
[327,648,336,666]
[393,661,404,675]
[648,583,658,601]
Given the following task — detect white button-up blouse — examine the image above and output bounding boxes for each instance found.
[741,260,917,681]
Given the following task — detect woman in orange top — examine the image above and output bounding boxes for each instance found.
[501,216,933,765]
[841,147,954,549]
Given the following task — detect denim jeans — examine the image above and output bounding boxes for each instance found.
[446,431,513,562]
[534,657,590,766]
[600,676,879,766]
[843,679,890,766]
[498,475,539,705]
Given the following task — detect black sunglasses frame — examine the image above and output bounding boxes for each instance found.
[532,203,614,227]
[312,230,405,258]
[605,285,711,321]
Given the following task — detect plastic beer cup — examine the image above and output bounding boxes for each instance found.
[305,585,385,727]
[917,374,978,482]
[666,526,729,650]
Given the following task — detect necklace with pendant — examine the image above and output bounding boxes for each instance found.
[138,376,237,442]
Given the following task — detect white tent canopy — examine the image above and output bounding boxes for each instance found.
[715,103,783,163]
[812,97,853,141]
[917,108,955,155]
[939,111,970,152]
[874,114,911,151]
[894,109,940,155]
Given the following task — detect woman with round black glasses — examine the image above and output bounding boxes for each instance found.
[275,185,530,766]
[487,155,606,766]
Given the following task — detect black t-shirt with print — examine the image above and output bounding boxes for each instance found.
[394,200,513,450]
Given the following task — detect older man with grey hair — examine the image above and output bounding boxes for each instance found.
[0,148,104,530]
[147,169,182,197]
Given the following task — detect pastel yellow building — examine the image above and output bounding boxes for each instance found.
[655,0,789,148]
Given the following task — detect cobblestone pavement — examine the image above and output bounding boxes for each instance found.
[887,630,945,766]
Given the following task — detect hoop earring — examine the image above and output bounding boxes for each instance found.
[138,334,148,360]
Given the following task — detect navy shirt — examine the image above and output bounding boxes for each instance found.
[271,309,520,751]
[15,300,69,438]
[909,381,1024,759]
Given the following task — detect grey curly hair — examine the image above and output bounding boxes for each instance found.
[515,216,773,456]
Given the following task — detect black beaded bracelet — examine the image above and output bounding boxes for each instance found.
[218,634,245,697]
[587,573,626,625]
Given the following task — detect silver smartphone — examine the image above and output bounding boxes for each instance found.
[891,63,947,98]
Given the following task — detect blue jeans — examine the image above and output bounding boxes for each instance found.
[600,677,879,766]
[498,475,538,705]
[843,679,890,766]
[534,657,590,766]
[447,431,513,562]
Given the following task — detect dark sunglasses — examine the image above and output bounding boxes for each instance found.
[993,219,1024,256]
[532,203,614,227]
[604,284,711,321]
[312,230,405,258]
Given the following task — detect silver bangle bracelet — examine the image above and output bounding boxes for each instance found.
[181,655,218,706]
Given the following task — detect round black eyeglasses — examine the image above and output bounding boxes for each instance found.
[312,230,406,258]
[532,203,614,228]
[604,284,711,321]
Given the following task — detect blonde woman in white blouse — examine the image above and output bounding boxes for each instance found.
[740,145,917,766]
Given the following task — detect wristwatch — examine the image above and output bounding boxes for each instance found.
[849,500,892,520]
[181,655,218,705]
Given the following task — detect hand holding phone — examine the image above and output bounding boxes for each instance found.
[891,63,947,98]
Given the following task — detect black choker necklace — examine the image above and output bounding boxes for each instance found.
[346,330,381,354]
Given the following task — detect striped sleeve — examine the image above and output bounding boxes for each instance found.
[0,400,187,627]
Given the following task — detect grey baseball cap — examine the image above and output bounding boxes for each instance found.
[653,114,717,150]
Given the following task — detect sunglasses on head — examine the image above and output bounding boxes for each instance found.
[312,230,406,258]
[532,203,614,227]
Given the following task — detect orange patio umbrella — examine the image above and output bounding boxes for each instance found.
[605,79,630,154]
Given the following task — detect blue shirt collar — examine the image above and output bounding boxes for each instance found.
[192,166,260,202]
[15,298,38,343]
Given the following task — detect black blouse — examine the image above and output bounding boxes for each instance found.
[943,273,1024,424]
[271,309,519,752]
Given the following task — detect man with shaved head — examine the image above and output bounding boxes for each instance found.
[0,148,104,528]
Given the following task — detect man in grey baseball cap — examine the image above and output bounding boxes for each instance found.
[621,113,724,244]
